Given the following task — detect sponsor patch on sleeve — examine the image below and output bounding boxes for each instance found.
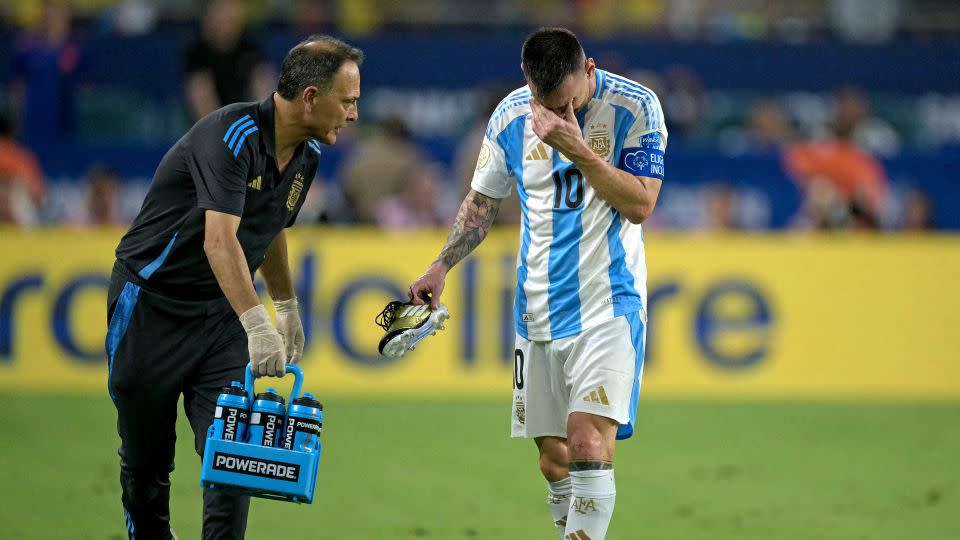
[639,132,662,149]
[618,147,665,179]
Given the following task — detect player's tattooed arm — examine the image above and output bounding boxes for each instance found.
[435,190,501,271]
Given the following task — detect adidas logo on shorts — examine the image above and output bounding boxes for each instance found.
[583,386,609,405]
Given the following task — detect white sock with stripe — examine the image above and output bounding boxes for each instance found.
[547,477,572,538]
[564,465,616,540]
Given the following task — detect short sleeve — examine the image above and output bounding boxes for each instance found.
[617,93,668,180]
[187,119,254,217]
[470,125,512,199]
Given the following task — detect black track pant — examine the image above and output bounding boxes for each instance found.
[106,263,250,539]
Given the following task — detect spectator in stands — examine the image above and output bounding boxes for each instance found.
[833,86,901,157]
[0,114,44,226]
[83,164,122,226]
[662,65,705,138]
[784,100,889,230]
[183,0,274,121]
[719,99,796,155]
[341,116,427,224]
[10,0,85,154]
[701,182,739,231]
[374,161,449,230]
[901,187,933,231]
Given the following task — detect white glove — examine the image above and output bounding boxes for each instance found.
[274,297,305,364]
[240,304,286,377]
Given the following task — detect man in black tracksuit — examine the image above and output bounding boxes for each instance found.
[105,36,362,539]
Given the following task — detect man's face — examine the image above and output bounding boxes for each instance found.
[308,61,360,145]
[529,59,594,116]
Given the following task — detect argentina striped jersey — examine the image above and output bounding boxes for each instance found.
[471,69,667,341]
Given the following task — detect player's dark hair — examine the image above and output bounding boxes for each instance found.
[521,28,585,98]
[277,35,364,99]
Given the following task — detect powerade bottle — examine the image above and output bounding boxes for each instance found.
[281,393,323,452]
[248,389,286,447]
[212,382,250,442]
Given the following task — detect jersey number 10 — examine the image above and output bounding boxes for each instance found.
[552,168,584,209]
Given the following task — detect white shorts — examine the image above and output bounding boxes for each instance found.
[511,311,647,441]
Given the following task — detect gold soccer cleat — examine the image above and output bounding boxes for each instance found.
[375,301,449,359]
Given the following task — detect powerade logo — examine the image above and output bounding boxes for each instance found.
[283,417,296,449]
[213,452,300,481]
[262,414,280,447]
[295,420,321,434]
[224,408,238,441]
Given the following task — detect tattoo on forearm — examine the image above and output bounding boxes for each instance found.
[436,192,501,270]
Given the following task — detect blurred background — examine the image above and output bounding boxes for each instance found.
[0,1,958,538]
[0,0,958,230]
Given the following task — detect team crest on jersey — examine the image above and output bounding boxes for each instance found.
[476,143,492,170]
[286,172,304,211]
[588,123,611,159]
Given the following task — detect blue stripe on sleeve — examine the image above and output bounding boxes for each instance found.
[605,72,660,129]
[232,126,259,157]
[223,114,251,143]
[227,118,256,151]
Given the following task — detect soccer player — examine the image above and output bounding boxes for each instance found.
[105,36,362,539]
[409,28,666,539]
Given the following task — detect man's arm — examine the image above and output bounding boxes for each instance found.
[259,230,304,363]
[204,210,289,376]
[204,210,260,315]
[409,189,502,308]
[259,230,295,302]
[530,99,661,224]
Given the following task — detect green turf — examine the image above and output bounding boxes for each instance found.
[0,395,957,539]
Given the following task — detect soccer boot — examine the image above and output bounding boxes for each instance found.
[376,301,449,359]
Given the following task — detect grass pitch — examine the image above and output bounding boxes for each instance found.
[0,395,957,539]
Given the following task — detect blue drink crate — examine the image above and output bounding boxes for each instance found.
[201,364,322,503]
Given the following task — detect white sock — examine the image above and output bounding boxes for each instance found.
[547,477,572,538]
[565,467,616,540]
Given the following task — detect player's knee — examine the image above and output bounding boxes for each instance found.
[567,429,612,462]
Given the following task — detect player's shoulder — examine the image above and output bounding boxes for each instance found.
[191,101,264,159]
[487,86,533,132]
[597,70,662,113]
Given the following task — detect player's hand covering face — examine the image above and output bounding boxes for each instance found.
[273,298,305,363]
[530,98,585,159]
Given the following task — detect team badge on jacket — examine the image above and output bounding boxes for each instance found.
[287,172,304,210]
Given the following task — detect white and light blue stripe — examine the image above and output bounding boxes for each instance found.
[498,115,531,337]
